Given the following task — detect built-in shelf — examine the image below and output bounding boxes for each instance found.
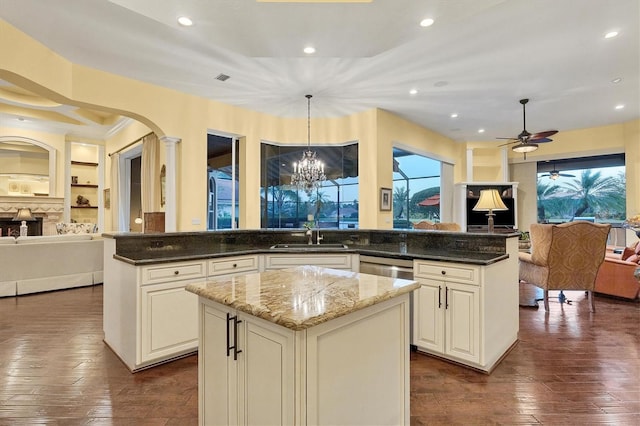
[68,143,102,230]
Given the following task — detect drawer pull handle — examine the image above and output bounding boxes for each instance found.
[445,286,449,309]
[441,270,446,275]
[174,270,179,275]
[233,264,237,268]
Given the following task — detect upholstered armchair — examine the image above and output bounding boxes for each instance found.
[519,221,611,312]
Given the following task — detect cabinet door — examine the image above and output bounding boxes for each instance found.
[140,281,199,364]
[413,280,444,353]
[238,314,295,426]
[201,303,237,426]
[444,282,480,363]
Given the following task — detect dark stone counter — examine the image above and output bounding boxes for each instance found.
[105,229,517,266]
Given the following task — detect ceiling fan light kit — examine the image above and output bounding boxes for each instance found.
[497,98,558,158]
[512,143,538,153]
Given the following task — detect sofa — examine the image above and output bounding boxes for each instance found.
[594,242,640,300]
[0,233,104,297]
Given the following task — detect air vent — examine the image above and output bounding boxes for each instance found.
[215,73,230,82]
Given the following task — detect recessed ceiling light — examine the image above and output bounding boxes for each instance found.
[604,31,618,39]
[615,104,625,110]
[420,18,434,27]
[303,46,316,54]
[611,77,622,83]
[409,89,418,95]
[177,16,193,26]
[450,113,458,118]
[478,128,485,133]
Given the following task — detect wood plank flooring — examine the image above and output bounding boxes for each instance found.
[0,285,638,425]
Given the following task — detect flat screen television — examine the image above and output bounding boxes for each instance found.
[466,197,515,230]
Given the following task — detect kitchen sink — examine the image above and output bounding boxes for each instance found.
[269,243,349,250]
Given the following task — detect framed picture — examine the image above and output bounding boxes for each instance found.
[380,187,392,211]
[104,188,111,209]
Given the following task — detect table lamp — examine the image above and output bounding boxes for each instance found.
[13,207,35,236]
[472,189,508,233]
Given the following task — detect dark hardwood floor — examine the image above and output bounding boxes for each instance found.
[0,285,638,425]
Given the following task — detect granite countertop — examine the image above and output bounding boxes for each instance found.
[113,244,507,266]
[185,265,419,331]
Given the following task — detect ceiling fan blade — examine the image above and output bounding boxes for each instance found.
[497,140,518,147]
[496,137,518,140]
[560,173,575,177]
[530,137,553,143]
[531,130,558,139]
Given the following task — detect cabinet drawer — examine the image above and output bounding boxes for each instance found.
[141,261,207,285]
[414,261,479,285]
[208,256,259,277]
[264,254,352,270]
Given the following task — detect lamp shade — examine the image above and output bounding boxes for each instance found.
[473,189,508,211]
[13,207,34,221]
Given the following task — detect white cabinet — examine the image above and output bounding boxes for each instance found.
[264,253,357,271]
[199,300,295,426]
[138,260,205,365]
[208,255,260,277]
[413,257,518,372]
[103,238,205,371]
[413,262,480,364]
[197,294,412,426]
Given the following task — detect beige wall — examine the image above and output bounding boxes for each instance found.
[1,19,637,233]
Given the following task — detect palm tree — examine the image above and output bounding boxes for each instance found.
[564,170,626,219]
[393,186,408,219]
[307,190,330,218]
[536,180,561,222]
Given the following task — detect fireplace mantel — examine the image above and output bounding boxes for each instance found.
[0,196,64,235]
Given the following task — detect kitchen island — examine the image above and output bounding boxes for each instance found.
[186,265,420,426]
[102,229,518,373]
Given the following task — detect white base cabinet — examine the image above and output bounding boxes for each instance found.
[197,294,411,426]
[103,238,261,371]
[140,279,200,364]
[200,301,295,425]
[413,244,519,372]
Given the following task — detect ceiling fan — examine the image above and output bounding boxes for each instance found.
[539,162,575,180]
[498,99,558,158]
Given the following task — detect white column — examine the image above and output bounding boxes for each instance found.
[160,136,181,232]
[466,148,474,182]
[500,147,509,182]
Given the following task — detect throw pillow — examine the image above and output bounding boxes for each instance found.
[626,254,639,264]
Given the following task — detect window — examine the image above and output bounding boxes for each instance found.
[392,148,441,229]
[536,154,626,224]
[207,134,239,230]
[260,142,358,229]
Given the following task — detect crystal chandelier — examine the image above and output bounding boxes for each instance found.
[291,94,326,195]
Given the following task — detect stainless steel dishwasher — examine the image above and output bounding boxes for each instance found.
[359,255,414,280]
[359,255,415,344]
